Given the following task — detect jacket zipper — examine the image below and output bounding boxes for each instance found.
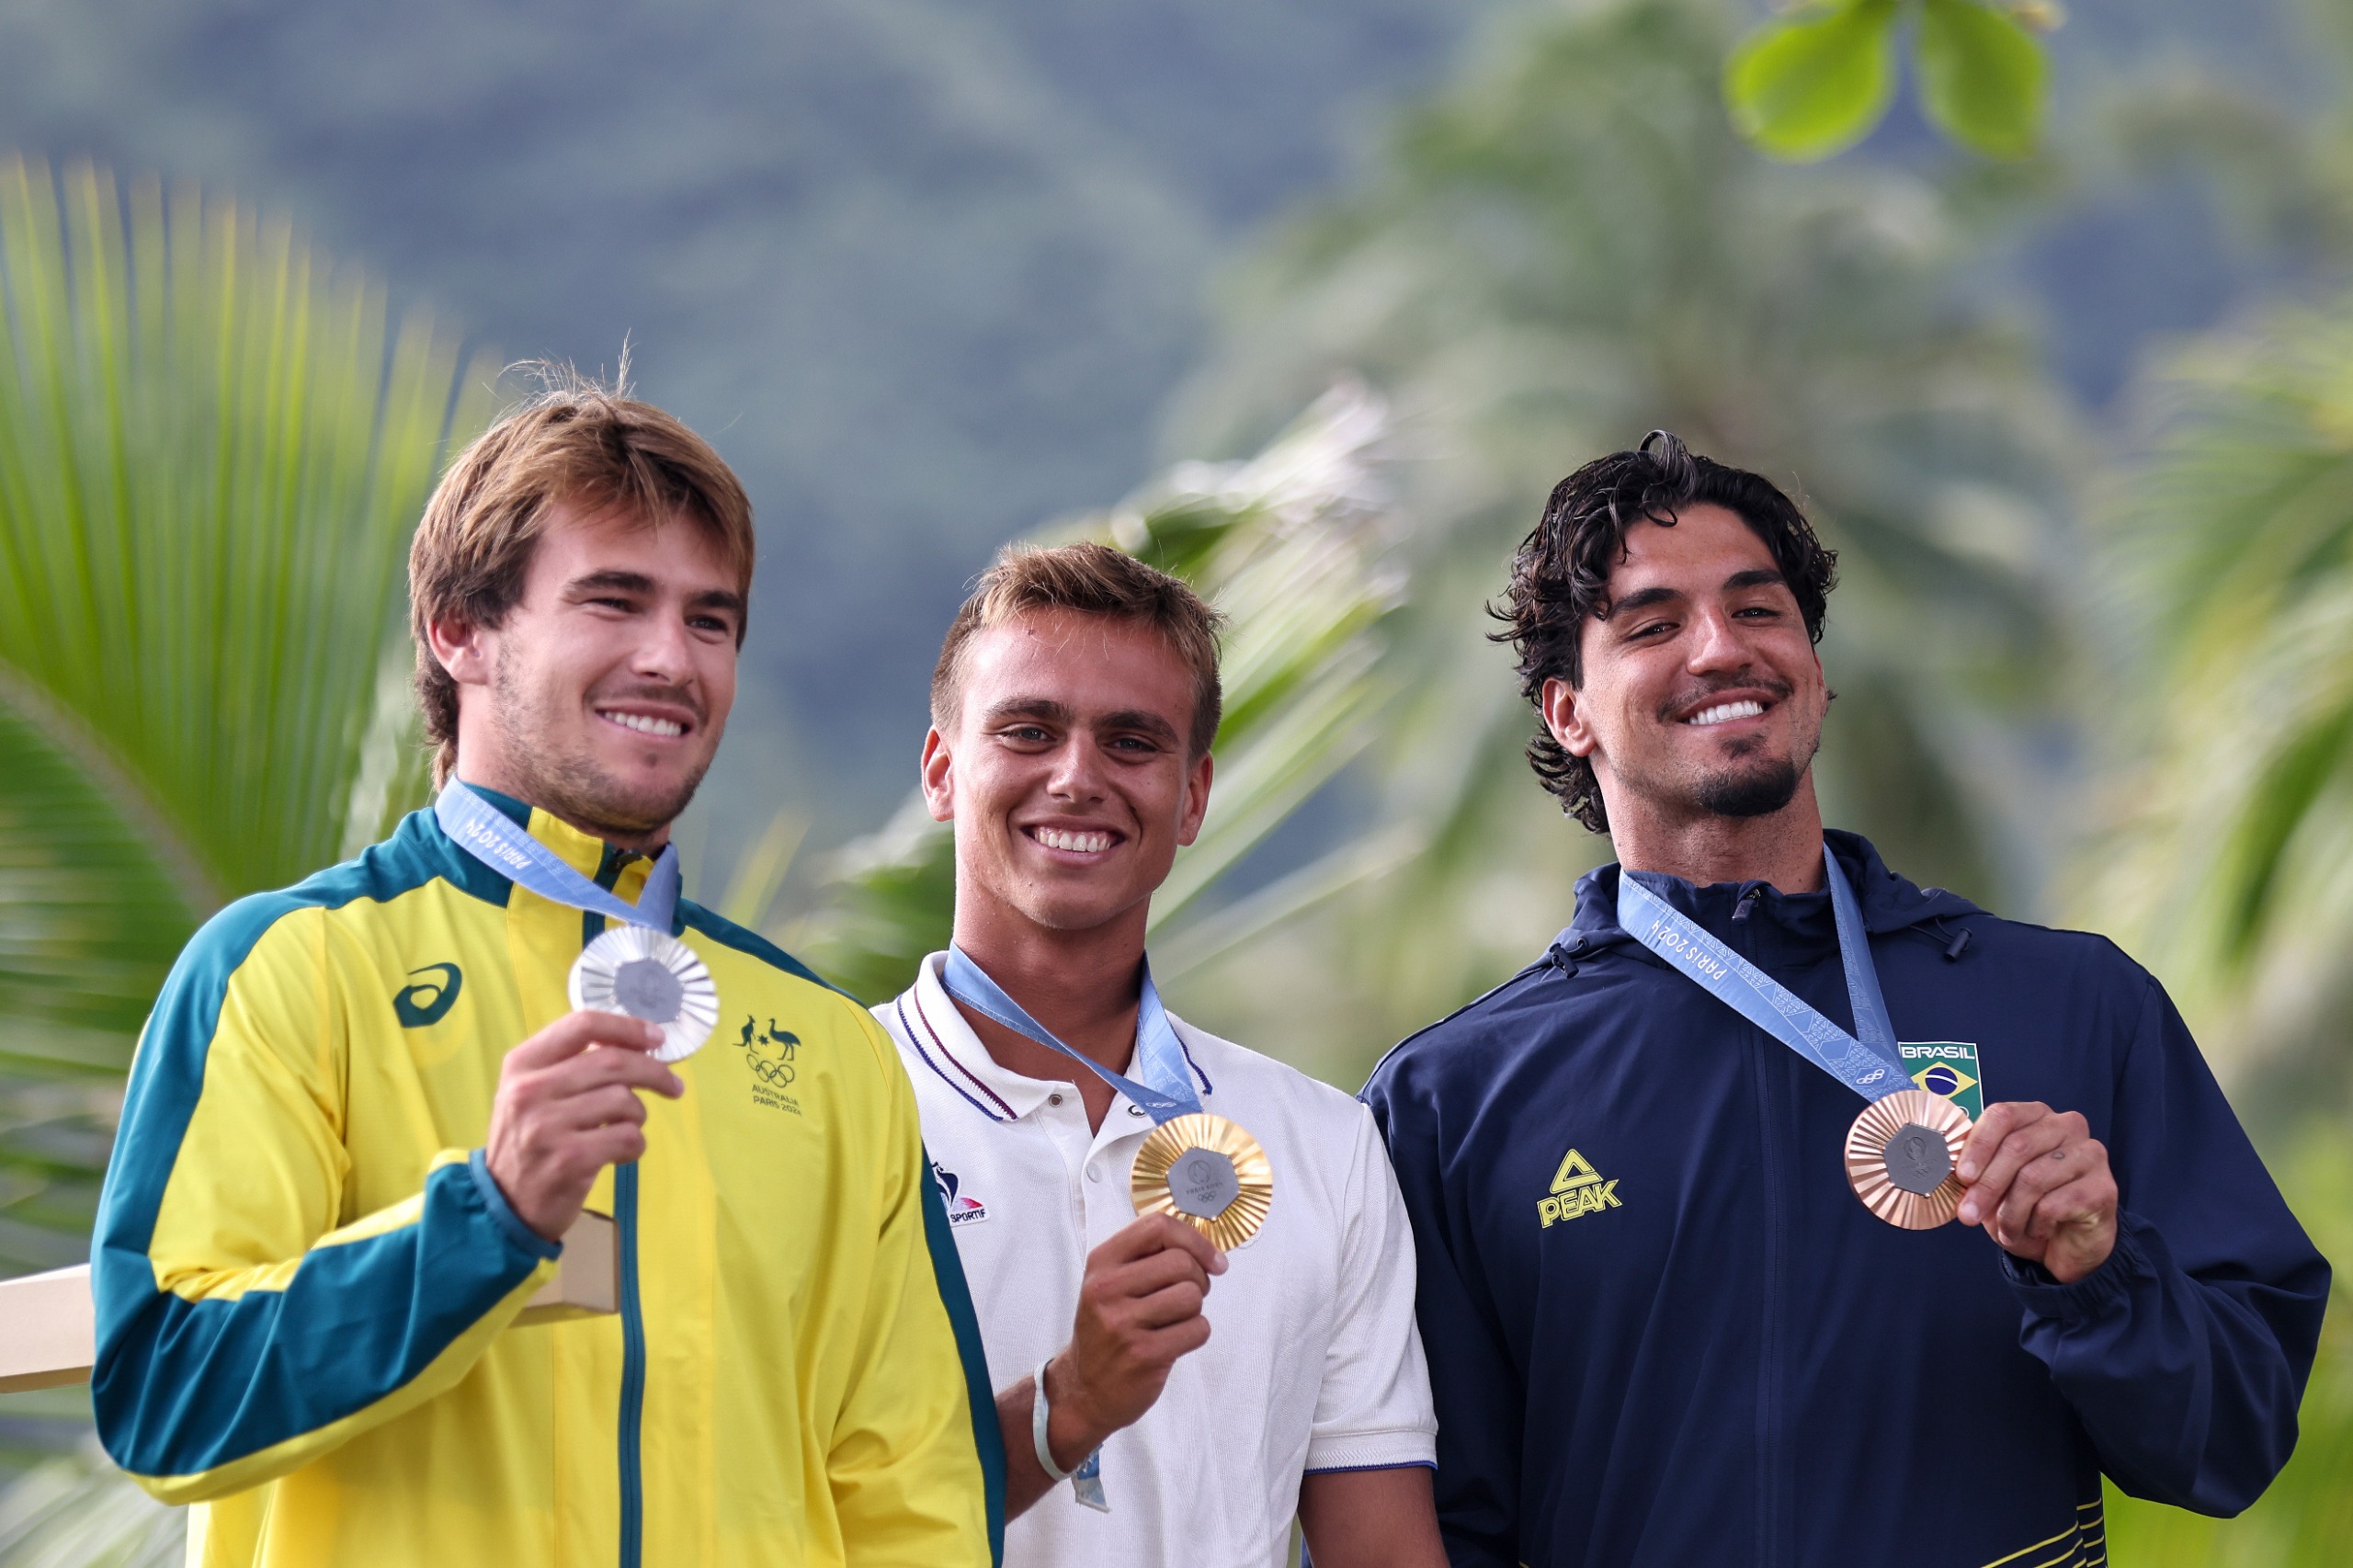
[1741,916,1789,1568]
[587,853,646,1568]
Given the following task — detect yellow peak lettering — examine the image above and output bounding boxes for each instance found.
[1539,1148,1620,1227]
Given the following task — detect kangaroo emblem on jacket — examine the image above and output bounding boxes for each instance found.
[736,1017,803,1114]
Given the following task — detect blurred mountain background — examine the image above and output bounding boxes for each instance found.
[0,0,2315,864]
[5,0,2353,1560]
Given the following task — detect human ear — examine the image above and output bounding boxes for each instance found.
[1541,676,1599,759]
[1175,750,1215,848]
[426,616,494,689]
[919,727,955,824]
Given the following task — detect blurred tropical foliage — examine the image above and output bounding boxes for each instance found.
[2067,247,2353,1564]
[0,1444,175,1568]
[1724,0,2054,163]
[0,156,487,1511]
[1161,0,2080,1066]
[2078,291,2353,1112]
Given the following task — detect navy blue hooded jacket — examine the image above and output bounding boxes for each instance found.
[1362,832,2329,1568]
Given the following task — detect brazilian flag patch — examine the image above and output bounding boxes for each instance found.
[1897,1041,1984,1119]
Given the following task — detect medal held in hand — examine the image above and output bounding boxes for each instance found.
[1619,844,1976,1230]
[939,945,1274,1512]
[437,780,721,1062]
[570,926,720,1063]
[1844,1088,1972,1229]
[941,947,1276,1249]
[1130,1112,1274,1252]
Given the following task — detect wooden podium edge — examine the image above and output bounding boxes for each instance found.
[0,1210,617,1394]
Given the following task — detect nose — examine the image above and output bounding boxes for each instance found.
[1686,605,1750,674]
[630,608,697,687]
[1045,735,1108,804]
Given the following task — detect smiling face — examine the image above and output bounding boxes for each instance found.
[923,608,1213,940]
[428,500,745,845]
[1541,502,1827,831]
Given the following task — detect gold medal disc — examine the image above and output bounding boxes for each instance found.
[1131,1113,1274,1251]
[1846,1088,1974,1230]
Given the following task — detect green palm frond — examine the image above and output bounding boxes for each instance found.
[2076,295,2353,1085]
[0,156,493,903]
[792,382,1404,1003]
[0,1443,181,1567]
[0,155,492,1269]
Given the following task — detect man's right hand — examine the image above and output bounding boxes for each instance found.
[484,1010,685,1242]
[995,1213,1224,1516]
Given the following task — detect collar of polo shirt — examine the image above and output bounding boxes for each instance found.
[899,951,1211,1127]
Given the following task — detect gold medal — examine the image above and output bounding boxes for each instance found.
[1846,1088,1973,1229]
[1131,1113,1274,1251]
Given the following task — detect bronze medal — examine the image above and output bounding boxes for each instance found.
[1845,1088,1973,1230]
[1131,1112,1274,1251]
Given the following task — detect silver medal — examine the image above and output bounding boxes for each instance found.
[569,926,720,1063]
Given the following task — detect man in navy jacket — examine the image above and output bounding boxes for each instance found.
[1362,432,2330,1568]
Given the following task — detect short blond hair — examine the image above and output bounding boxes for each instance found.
[931,541,1224,756]
[407,372,755,784]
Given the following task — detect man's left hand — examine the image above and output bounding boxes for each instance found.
[1956,1101,2118,1284]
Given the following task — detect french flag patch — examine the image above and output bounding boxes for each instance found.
[931,1159,990,1226]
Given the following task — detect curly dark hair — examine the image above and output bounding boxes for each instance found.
[1491,431,1837,834]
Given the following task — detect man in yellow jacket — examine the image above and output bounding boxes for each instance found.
[90,377,1005,1567]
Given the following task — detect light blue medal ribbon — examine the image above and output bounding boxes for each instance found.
[1616,844,1909,1102]
[938,944,1204,1514]
[939,946,1201,1122]
[436,780,680,932]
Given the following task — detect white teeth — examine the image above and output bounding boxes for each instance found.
[1034,828,1112,853]
[605,711,685,737]
[1687,700,1765,727]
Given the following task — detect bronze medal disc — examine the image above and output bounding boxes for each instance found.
[1131,1112,1275,1251]
[1845,1088,1973,1230]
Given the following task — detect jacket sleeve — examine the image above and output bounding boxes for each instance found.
[823,1008,1006,1566]
[2001,971,2332,1516]
[1363,1064,1526,1568]
[90,899,559,1504]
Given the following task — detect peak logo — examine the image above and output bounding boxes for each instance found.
[931,1161,989,1226]
[1537,1147,1621,1228]
[393,964,462,1028]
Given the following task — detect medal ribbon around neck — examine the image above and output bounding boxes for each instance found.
[1617,844,1972,1228]
[437,780,682,932]
[1615,843,1905,1101]
[939,945,1200,1122]
[436,781,717,1062]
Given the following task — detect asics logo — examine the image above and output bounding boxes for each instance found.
[394,963,463,1028]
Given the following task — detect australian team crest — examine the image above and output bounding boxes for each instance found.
[735,1017,802,1115]
[931,1160,989,1226]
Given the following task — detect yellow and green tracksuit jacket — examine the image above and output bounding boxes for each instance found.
[90,788,1005,1567]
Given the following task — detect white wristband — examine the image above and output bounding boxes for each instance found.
[1031,1358,1074,1482]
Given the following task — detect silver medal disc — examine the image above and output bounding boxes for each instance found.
[569,926,720,1063]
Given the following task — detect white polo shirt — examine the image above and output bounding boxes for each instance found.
[877,951,1437,1568]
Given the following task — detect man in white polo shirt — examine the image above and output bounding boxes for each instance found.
[874,541,1443,1568]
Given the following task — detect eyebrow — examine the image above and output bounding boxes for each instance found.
[1603,567,1789,620]
[564,571,746,619]
[565,570,657,597]
[984,699,1182,744]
